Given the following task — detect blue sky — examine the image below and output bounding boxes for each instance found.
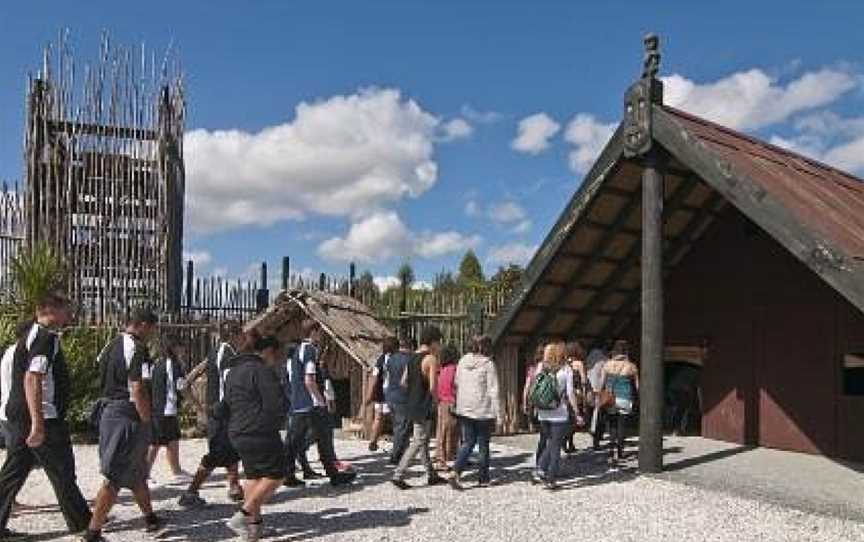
[2,1,863,288]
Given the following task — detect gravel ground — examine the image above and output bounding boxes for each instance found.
[5,438,864,542]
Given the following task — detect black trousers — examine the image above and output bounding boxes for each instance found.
[607,412,628,454]
[389,404,411,464]
[284,408,337,477]
[0,419,91,533]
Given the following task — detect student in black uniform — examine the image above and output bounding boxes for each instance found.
[146,334,191,484]
[178,320,245,507]
[224,332,286,542]
[0,293,92,540]
[82,308,162,542]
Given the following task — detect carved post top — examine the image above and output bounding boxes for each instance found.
[642,33,661,81]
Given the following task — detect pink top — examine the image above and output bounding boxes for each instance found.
[437,364,457,404]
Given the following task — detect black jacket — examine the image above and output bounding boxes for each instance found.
[224,353,285,440]
[150,357,186,417]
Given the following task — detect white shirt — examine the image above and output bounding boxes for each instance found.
[0,344,16,421]
[26,324,59,420]
[164,358,178,416]
[535,364,576,423]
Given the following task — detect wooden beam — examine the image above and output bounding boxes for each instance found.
[564,177,701,339]
[557,252,632,267]
[524,304,617,317]
[48,120,158,140]
[520,176,644,347]
[582,219,642,237]
[639,151,665,474]
[594,191,725,342]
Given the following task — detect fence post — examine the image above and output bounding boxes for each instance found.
[282,256,290,291]
[256,261,269,312]
[319,273,326,291]
[349,262,356,298]
[185,260,194,313]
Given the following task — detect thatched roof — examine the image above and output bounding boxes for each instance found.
[244,289,393,368]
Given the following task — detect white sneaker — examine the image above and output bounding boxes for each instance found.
[171,472,192,485]
[226,511,246,537]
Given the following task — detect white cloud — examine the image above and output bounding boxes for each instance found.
[511,220,532,234]
[373,276,433,292]
[487,242,538,267]
[770,111,864,175]
[318,211,481,264]
[487,201,532,234]
[373,276,401,291]
[183,250,212,268]
[511,113,561,154]
[460,105,502,124]
[488,201,526,224]
[564,114,616,174]
[663,68,857,131]
[185,88,441,234]
[440,118,473,141]
[464,200,480,217]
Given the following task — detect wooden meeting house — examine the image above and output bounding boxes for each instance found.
[489,35,864,470]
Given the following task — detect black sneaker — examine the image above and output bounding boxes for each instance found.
[283,475,306,488]
[543,480,558,491]
[303,470,324,480]
[390,479,411,490]
[178,491,207,508]
[368,441,379,452]
[0,529,29,541]
[329,471,357,486]
[427,473,447,486]
[77,530,106,542]
[144,514,165,534]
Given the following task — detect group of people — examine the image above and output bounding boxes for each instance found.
[364,333,639,492]
[524,339,639,489]
[0,291,641,542]
[0,293,357,542]
[364,328,502,490]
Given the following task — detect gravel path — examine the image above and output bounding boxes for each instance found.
[6,438,864,541]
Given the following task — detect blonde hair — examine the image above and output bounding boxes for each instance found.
[542,341,567,371]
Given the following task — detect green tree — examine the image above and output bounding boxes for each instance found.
[491,264,524,293]
[457,249,485,288]
[6,241,66,319]
[433,269,458,293]
[397,261,415,312]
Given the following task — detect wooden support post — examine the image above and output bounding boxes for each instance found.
[638,151,664,473]
[282,256,290,291]
[257,261,269,311]
[319,273,326,291]
[185,260,194,311]
[349,262,356,297]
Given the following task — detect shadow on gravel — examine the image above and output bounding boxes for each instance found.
[267,506,431,541]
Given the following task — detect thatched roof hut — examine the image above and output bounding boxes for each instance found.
[245,289,394,433]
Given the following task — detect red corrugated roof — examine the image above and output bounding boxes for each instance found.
[663,106,864,260]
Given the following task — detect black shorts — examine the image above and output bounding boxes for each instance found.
[232,434,285,480]
[99,401,150,490]
[201,417,240,469]
[151,415,181,446]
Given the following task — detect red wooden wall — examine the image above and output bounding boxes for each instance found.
[628,208,864,461]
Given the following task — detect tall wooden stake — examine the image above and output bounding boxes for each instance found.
[639,150,664,473]
[622,33,665,473]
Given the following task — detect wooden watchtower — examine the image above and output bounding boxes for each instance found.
[24,35,185,323]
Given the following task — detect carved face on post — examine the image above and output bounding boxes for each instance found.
[623,80,652,158]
